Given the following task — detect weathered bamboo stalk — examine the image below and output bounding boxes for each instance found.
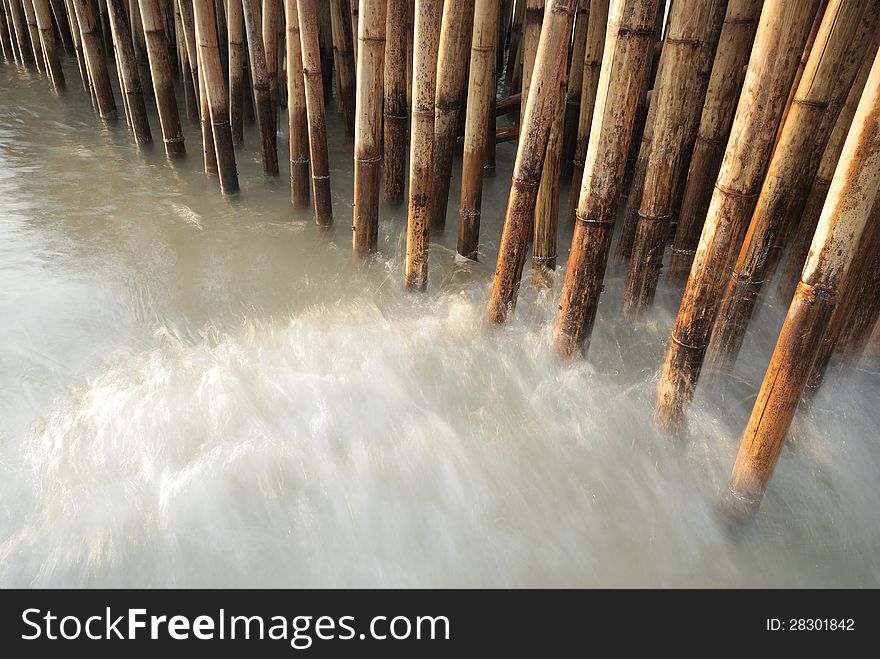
[106,0,152,143]
[129,0,151,89]
[296,0,332,226]
[263,0,279,123]
[567,0,607,226]
[724,48,880,522]
[706,0,879,375]
[138,0,185,155]
[349,0,357,63]
[21,0,45,71]
[227,0,244,143]
[428,0,474,232]
[7,0,32,64]
[520,0,544,126]
[241,0,279,174]
[285,0,310,206]
[62,0,89,87]
[622,0,726,317]
[175,0,200,126]
[31,0,64,88]
[316,0,333,103]
[553,0,658,351]
[668,0,762,283]
[382,0,406,204]
[49,0,73,50]
[196,27,218,173]
[506,0,523,85]
[654,0,823,433]
[176,6,199,123]
[488,0,578,322]
[0,2,13,61]
[73,0,117,118]
[560,0,589,182]
[456,0,498,261]
[403,0,442,291]
[405,0,412,105]
[329,0,355,137]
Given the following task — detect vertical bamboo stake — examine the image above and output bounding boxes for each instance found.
[405,0,413,105]
[263,0,279,120]
[520,0,544,126]
[560,0,589,182]
[353,0,387,252]
[106,0,152,143]
[706,0,879,375]
[553,0,659,351]
[488,0,578,322]
[7,0,32,64]
[622,0,729,317]
[506,0,523,85]
[566,0,607,226]
[129,0,151,88]
[0,3,13,61]
[457,0,498,261]
[175,0,200,128]
[615,88,656,262]
[196,33,218,173]
[31,0,64,88]
[227,0,244,143]
[724,49,880,522]
[429,0,475,232]
[138,0,185,155]
[285,0,310,206]
[329,0,355,137]
[655,0,823,433]
[403,0,442,291]
[382,0,406,204]
[242,0,279,174]
[296,0,332,226]
[349,0,357,63]
[668,0,762,283]
[49,0,74,50]
[73,0,117,118]
[62,0,89,87]
[21,0,45,70]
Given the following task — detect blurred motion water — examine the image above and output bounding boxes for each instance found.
[1,60,878,587]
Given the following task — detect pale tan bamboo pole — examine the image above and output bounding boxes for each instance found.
[285,0,309,206]
[227,0,244,143]
[566,0,607,226]
[138,0,186,155]
[175,0,200,120]
[195,22,218,173]
[706,0,880,375]
[553,0,659,351]
[129,0,151,88]
[193,0,238,191]
[654,0,823,433]
[559,0,589,182]
[329,0,355,137]
[488,0,578,321]
[7,0,32,64]
[457,0,498,261]
[241,0,279,173]
[263,0,279,121]
[429,0,475,232]
[353,0,387,252]
[403,0,442,291]
[382,0,406,204]
[73,0,118,118]
[520,0,544,126]
[668,0,763,283]
[62,0,89,87]
[20,0,45,70]
[31,0,64,88]
[106,0,152,143]
[724,49,880,523]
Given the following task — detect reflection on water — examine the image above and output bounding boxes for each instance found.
[1,60,878,587]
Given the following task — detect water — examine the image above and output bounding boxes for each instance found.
[1,60,879,588]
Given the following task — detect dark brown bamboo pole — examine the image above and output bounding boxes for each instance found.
[138,0,185,155]
[106,0,152,143]
[263,0,279,121]
[706,0,879,375]
[654,0,823,434]
[285,0,310,206]
[353,0,387,252]
[833,245,880,369]
[559,0,589,182]
[329,0,355,137]
[241,0,279,174]
[349,0,357,63]
[429,0,474,232]
[62,0,89,87]
[21,0,45,70]
[49,0,73,50]
[723,49,880,523]
[129,0,150,87]
[227,0,244,143]
[175,0,200,126]
[520,0,544,126]
[2,0,19,62]
[0,3,13,60]
[296,0,332,226]
[405,0,412,105]
[668,0,762,284]
[7,0,32,64]
[403,0,442,291]
[316,0,333,103]
[382,0,406,205]
[32,0,64,87]
[488,0,578,322]
[553,0,659,352]
[176,7,199,122]
[73,0,117,118]
[506,0,523,85]
[566,0,607,226]
[622,0,726,317]
[457,0,498,261]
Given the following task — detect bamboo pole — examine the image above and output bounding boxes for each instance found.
[176,5,199,122]
[175,0,200,127]
[668,0,762,283]
[263,0,279,122]
[488,0,578,322]
[0,3,13,61]
[193,0,238,191]
[654,0,823,433]
[62,0,89,87]
[21,0,45,71]
[566,0,607,226]
[73,0,117,118]
[196,29,218,173]
[49,0,73,50]
[106,0,152,143]
[559,0,589,182]
[403,0,442,291]
[381,0,405,204]
[138,0,185,155]
[506,0,523,85]
[520,0,544,126]
[296,0,332,226]
[428,0,474,232]
[241,0,279,174]
[2,0,19,62]
[352,0,387,252]
[706,0,879,375]
[724,48,880,523]
[329,0,355,137]
[227,0,244,143]
[553,0,659,351]
[349,0,357,63]
[622,0,726,317]
[405,0,412,105]
[457,0,498,261]
[285,0,310,206]
[7,0,32,64]
[129,0,151,89]
[31,0,64,88]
